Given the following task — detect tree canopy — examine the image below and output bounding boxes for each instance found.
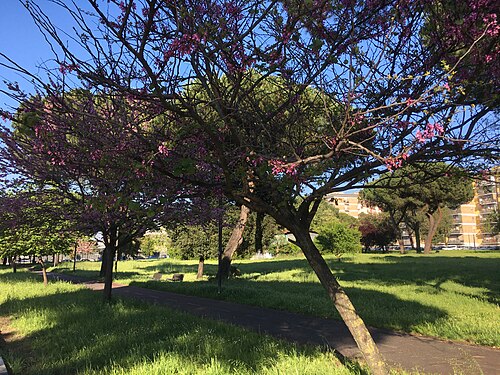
[1,1,498,373]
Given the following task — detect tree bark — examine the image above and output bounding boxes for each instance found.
[397,238,406,254]
[99,247,109,278]
[73,242,77,272]
[38,258,48,286]
[293,228,388,375]
[53,253,59,267]
[424,207,443,254]
[255,212,264,254]
[103,244,116,301]
[414,222,422,253]
[220,205,250,279]
[11,257,16,273]
[197,256,204,279]
[103,227,118,301]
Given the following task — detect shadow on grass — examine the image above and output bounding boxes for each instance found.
[140,254,500,305]
[130,277,447,335]
[0,272,362,375]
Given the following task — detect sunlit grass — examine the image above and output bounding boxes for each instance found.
[52,251,500,346]
[0,270,363,375]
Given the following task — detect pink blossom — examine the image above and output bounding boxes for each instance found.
[269,160,297,176]
[158,144,170,156]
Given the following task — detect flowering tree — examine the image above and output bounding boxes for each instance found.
[0,90,211,300]
[1,0,499,373]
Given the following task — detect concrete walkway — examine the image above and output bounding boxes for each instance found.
[46,272,499,375]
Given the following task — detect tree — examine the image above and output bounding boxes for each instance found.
[362,164,474,254]
[358,213,397,252]
[2,1,498,373]
[315,222,362,261]
[0,91,202,300]
[485,209,500,236]
[399,164,474,253]
[0,189,79,283]
[139,231,171,257]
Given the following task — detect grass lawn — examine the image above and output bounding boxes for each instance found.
[0,269,365,375]
[53,251,500,347]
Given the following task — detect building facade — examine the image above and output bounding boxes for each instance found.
[324,192,381,219]
[326,171,500,248]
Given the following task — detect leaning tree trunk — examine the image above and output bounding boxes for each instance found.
[220,205,250,279]
[255,212,264,254]
[294,228,388,375]
[424,207,443,254]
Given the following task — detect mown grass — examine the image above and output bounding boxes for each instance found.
[0,269,364,375]
[53,251,500,347]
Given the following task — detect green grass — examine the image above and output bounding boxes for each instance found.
[0,269,363,375]
[53,251,500,347]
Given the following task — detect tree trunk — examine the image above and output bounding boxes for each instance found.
[102,226,118,301]
[424,207,443,254]
[115,248,120,274]
[38,258,48,286]
[73,243,77,272]
[99,247,109,278]
[197,256,204,279]
[294,228,388,375]
[415,222,422,253]
[220,205,250,279]
[2,257,7,265]
[255,212,264,254]
[11,257,16,273]
[103,244,116,301]
[397,238,406,254]
[53,253,59,267]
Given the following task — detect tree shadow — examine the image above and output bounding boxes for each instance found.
[130,278,448,335]
[228,255,499,305]
[0,277,362,375]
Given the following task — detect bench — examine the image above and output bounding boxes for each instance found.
[151,272,183,282]
[170,273,184,282]
[152,272,163,280]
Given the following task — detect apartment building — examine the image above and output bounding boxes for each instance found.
[324,191,381,219]
[449,173,500,247]
[326,170,500,248]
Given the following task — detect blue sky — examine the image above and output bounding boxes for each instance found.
[0,1,76,110]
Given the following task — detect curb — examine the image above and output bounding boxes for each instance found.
[0,356,8,375]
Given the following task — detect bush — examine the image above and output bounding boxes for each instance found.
[315,222,362,260]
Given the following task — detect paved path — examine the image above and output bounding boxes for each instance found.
[46,272,500,375]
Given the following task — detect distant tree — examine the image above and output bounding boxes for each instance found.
[139,231,172,257]
[420,207,453,245]
[239,212,281,257]
[315,222,362,261]
[311,201,358,231]
[0,190,80,283]
[485,209,500,236]
[362,164,474,254]
[358,213,397,252]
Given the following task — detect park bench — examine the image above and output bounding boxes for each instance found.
[169,273,184,282]
[152,272,163,280]
[151,272,184,282]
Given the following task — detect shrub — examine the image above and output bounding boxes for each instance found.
[315,222,362,260]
